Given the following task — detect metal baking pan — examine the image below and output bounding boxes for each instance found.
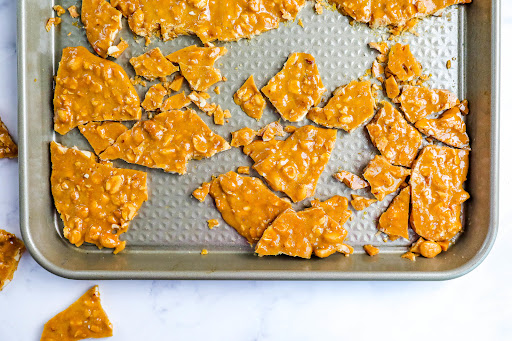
[18,0,499,280]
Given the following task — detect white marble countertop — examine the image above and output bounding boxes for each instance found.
[1,2,511,340]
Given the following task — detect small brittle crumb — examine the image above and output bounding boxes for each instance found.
[201,249,208,255]
[68,5,79,18]
[46,17,62,32]
[237,166,250,175]
[53,5,66,16]
[214,86,221,94]
[446,60,452,69]
[297,19,304,28]
[207,219,219,229]
[363,244,380,256]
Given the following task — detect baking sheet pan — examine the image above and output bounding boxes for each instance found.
[18,0,499,280]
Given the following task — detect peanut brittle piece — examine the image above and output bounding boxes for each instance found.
[386,43,422,81]
[179,63,222,92]
[257,121,285,141]
[363,155,411,201]
[331,0,471,28]
[378,186,410,240]
[79,122,128,155]
[311,195,352,226]
[166,45,227,67]
[415,107,470,149]
[333,170,369,190]
[231,127,258,147]
[192,182,212,203]
[81,0,122,58]
[45,17,62,32]
[169,75,184,92]
[213,105,231,125]
[68,5,80,18]
[188,91,217,114]
[100,110,230,174]
[366,101,422,167]
[307,80,375,132]
[50,142,148,253]
[111,0,305,43]
[256,207,351,259]
[161,91,191,111]
[243,139,285,163]
[350,194,377,211]
[237,166,250,174]
[369,41,389,55]
[130,47,179,81]
[0,230,24,291]
[384,75,400,99]
[54,46,141,135]
[251,125,337,202]
[409,237,443,258]
[209,171,292,244]
[108,39,129,58]
[0,118,17,158]
[410,145,469,241]
[363,244,379,256]
[142,83,167,111]
[41,286,113,341]
[262,53,326,122]
[398,85,458,123]
[233,75,266,121]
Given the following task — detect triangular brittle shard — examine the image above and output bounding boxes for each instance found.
[414,107,470,149]
[0,118,17,158]
[41,286,113,341]
[256,207,352,259]
[81,0,122,58]
[79,122,128,155]
[244,125,336,202]
[209,171,291,244]
[54,46,141,135]
[50,142,148,254]
[378,186,410,240]
[100,110,230,175]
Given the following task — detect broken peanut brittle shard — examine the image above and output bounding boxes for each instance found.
[234,75,266,121]
[363,155,411,201]
[311,195,352,226]
[166,45,227,67]
[0,229,25,291]
[350,194,377,211]
[333,170,369,190]
[256,207,351,259]
[398,85,458,123]
[262,53,326,122]
[330,0,471,28]
[54,46,141,135]
[41,286,113,341]
[0,118,17,158]
[50,142,148,254]
[230,127,258,147]
[209,171,292,244]
[100,110,230,175]
[243,139,284,163]
[366,101,422,167]
[307,80,375,132]
[378,186,410,240]
[179,63,222,92]
[249,125,337,202]
[410,145,469,241]
[111,0,305,43]
[142,83,167,111]
[130,47,179,81]
[81,0,122,58]
[79,122,128,155]
[386,43,422,81]
[415,107,470,149]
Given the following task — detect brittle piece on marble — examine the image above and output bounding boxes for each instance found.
[0,229,25,291]
[0,118,17,158]
[41,286,113,340]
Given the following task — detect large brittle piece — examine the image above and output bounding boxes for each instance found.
[54,47,141,135]
[100,110,230,175]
